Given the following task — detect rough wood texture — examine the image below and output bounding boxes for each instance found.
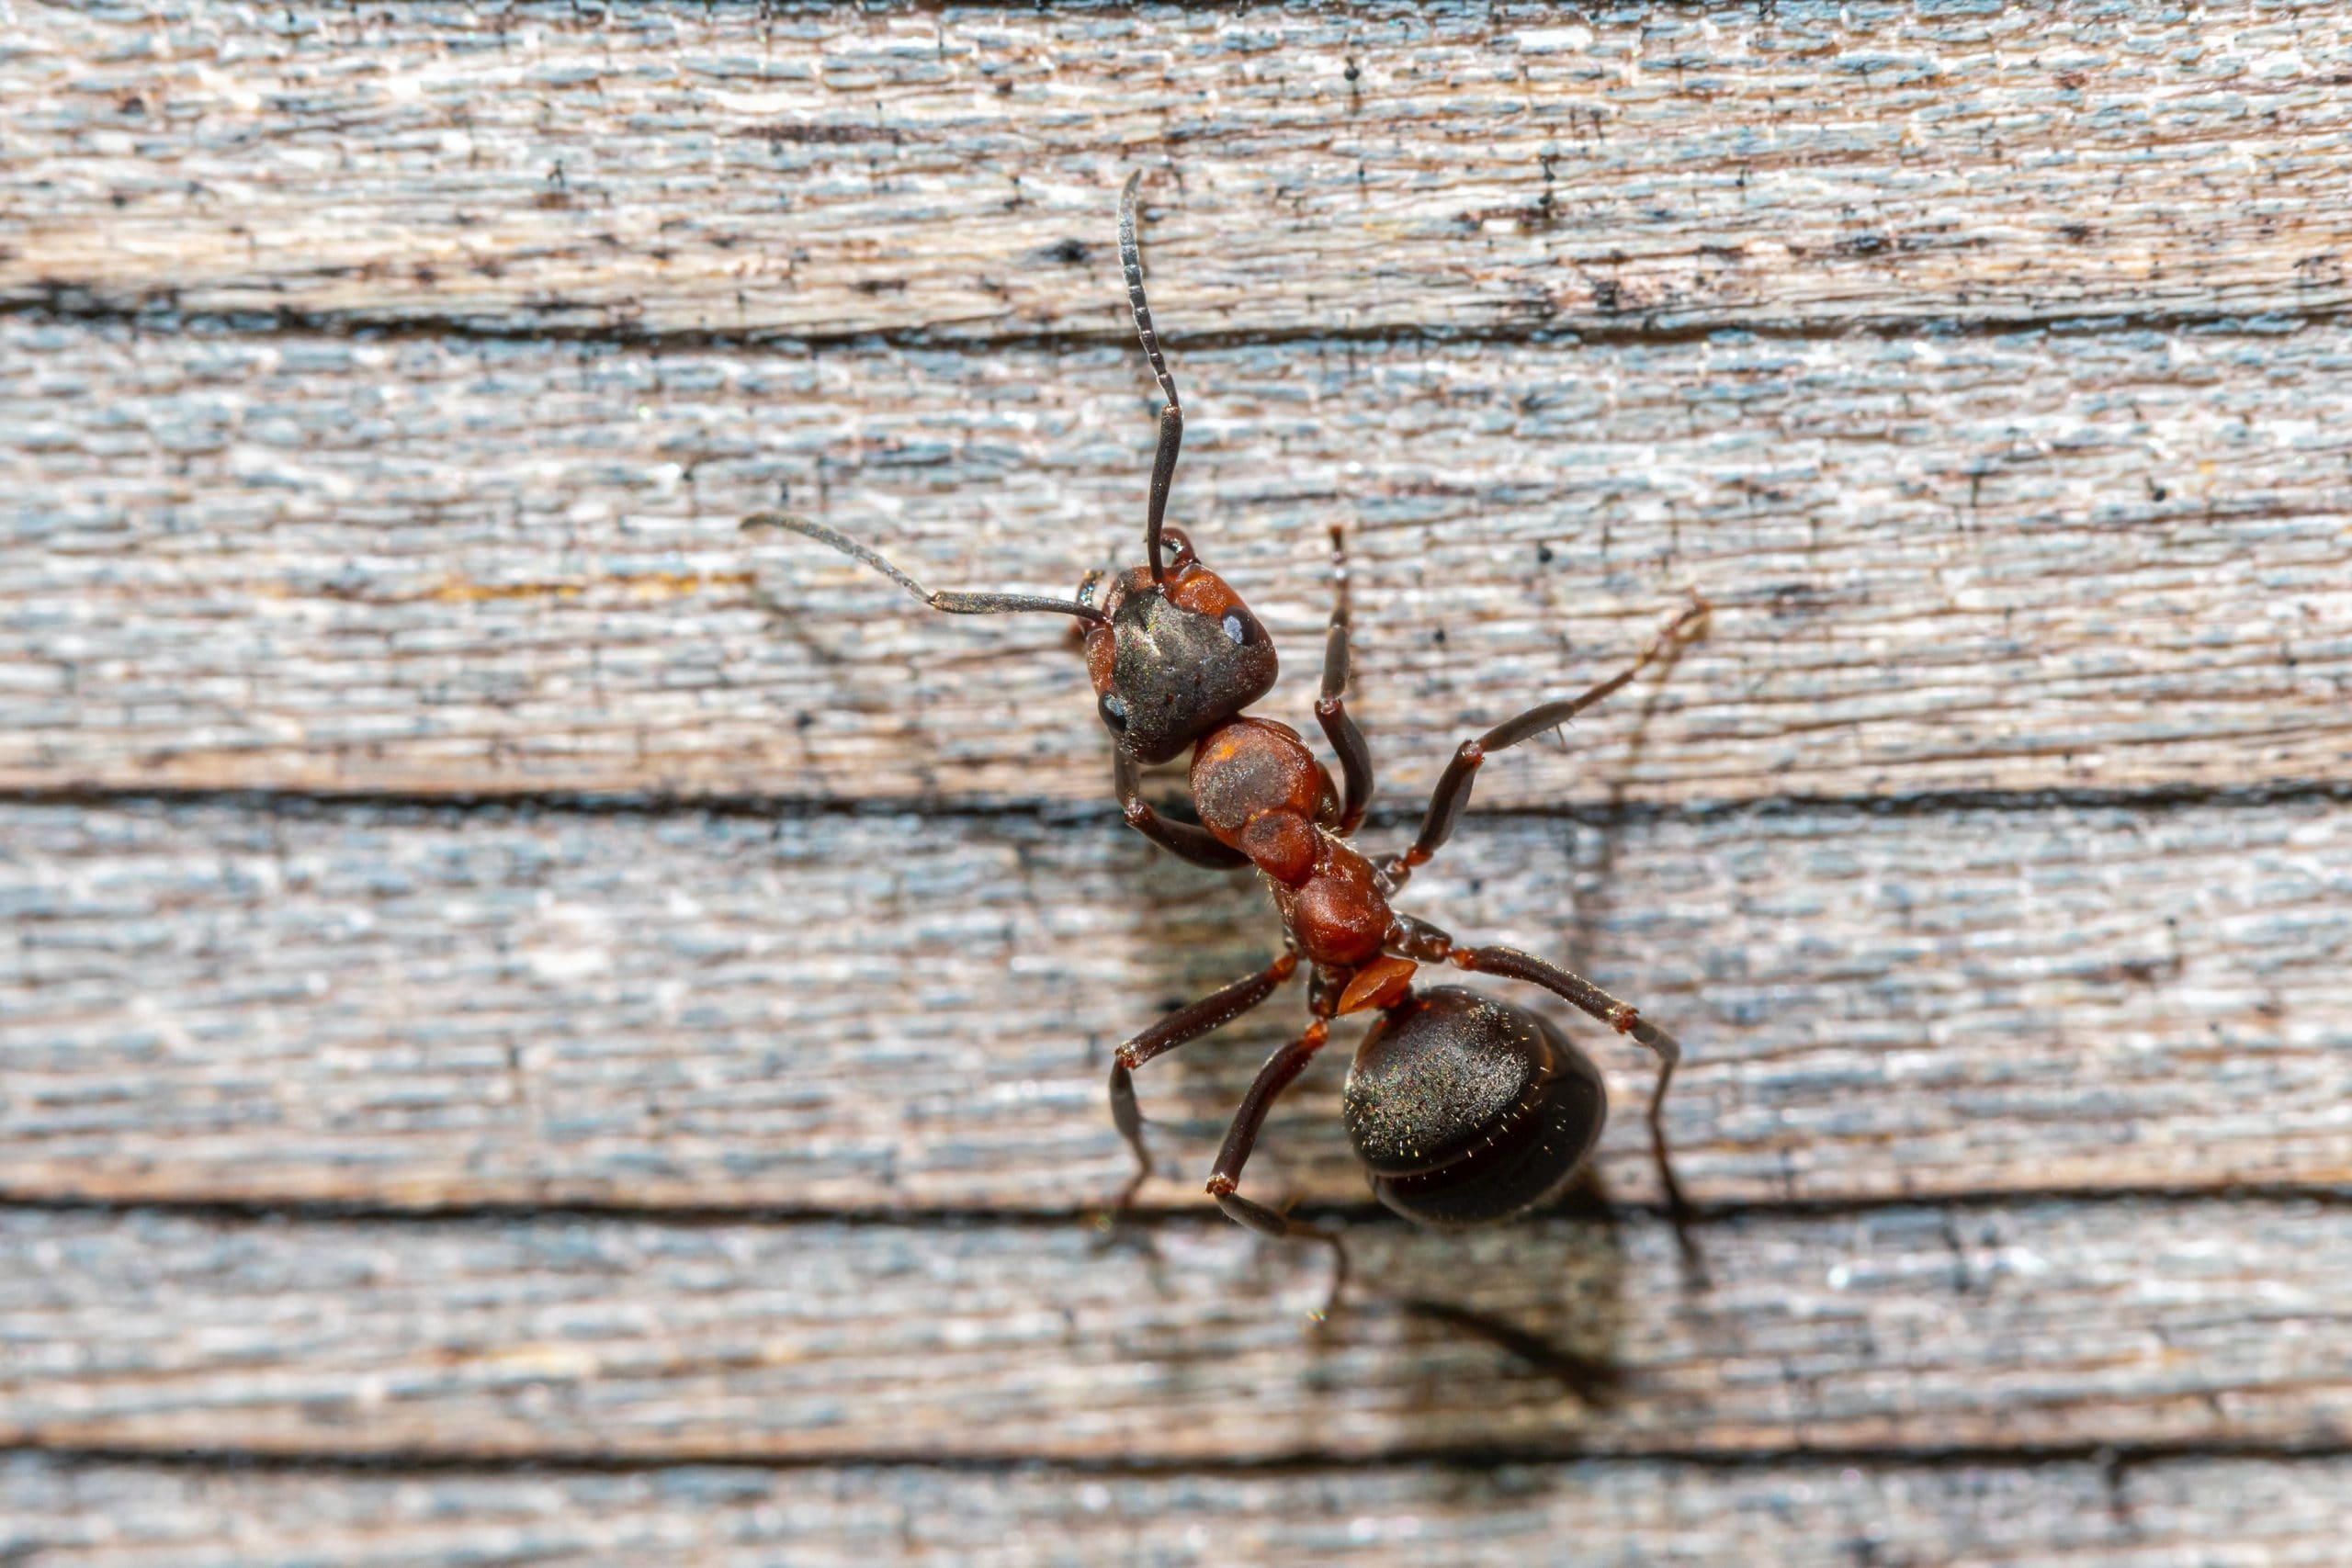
[6,314,2348,804]
[11,0,2351,1557]
[5,795,2346,1213]
[5,1199,2350,1461]
[10,3,2352,342]
[3,1452,2346,1568]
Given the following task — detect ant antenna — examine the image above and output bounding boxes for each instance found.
[743,513,1107,625]
[1120,170,1182,588]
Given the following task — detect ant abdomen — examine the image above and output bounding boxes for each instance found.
[1343,987,1608,1227]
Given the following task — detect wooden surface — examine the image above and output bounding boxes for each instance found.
[5,1453,2347,1568]
[6,1199,2352,1461]
[6,314,2351,805]
[7,0,2351,1562]
[12,3,2352,340]
[4,795,2347,1213]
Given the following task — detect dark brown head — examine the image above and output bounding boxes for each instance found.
[1081,528,1276,764]
[750,178,1273,769]
[1342,987,1608,1227]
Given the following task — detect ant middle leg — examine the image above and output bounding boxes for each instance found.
[1114,749,1250,871]
[1316,525,1374,835]
[1107,947,1300,1206]
[1382,594,1707,892]
[1205,1017,1350,1316]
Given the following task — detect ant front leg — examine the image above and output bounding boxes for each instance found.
[1113,749,1249,870]
[1205,1014,1350,1317]
[1107,947,1300,1206]
[1449,942,1703,1278]
[1383,595,1706,893]
[1316,525,1374,835]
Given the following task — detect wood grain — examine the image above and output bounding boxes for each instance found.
[11,2,2350,1551]
[4,1198,2349,1461]
[5,795,2345,1213]
[7,315,2347,805]
[1,1450,2346,1568]
[10,2,2352,343]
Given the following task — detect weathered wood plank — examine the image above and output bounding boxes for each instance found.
[2,1452,2346,1568]
[7,316,2348,805]
[4,1199,2348,1461]
[13,0,2347,1551]
[10,3,2352,342]
[5,795,2345,1212]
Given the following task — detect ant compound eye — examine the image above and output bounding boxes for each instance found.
[1222,613,1250,646]
[1098,693,1129,731]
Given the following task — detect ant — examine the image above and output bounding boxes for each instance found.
[749,172,1708,1307]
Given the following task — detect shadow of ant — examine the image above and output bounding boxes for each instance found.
[1389,1169,1638,1408]
[1096,1152,1697,1413]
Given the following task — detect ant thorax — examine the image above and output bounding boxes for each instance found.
[1188,718,1335,883]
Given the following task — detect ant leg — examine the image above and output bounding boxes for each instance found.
[1382,595,1706,892]
[1316,525,1374,836]
[1205,1019,1350,1316]
[1108,949,1301,1205]
[1114,749,1250,870]
[1449,943,1703,1275]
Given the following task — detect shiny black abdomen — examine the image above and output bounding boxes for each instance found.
[1342,986,1607,1226]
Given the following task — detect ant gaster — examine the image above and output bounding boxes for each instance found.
[749,172,1708,1304]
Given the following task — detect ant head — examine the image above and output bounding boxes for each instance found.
[1080,527,1277,764]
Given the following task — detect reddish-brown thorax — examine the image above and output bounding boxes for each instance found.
[1188,716,1395,970]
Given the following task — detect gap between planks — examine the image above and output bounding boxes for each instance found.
[4,777,2352,824]
[4,1435,2352,1479]
[5,1184,2352,1232]
[17,293,2352,357]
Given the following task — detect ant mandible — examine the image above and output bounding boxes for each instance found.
[749,172,1708,1303]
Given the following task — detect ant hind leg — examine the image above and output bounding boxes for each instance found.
[1204,1019,1350,1320]
[1448,942,1707,1283]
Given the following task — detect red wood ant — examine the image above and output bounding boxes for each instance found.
[749,173,1707,1303]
